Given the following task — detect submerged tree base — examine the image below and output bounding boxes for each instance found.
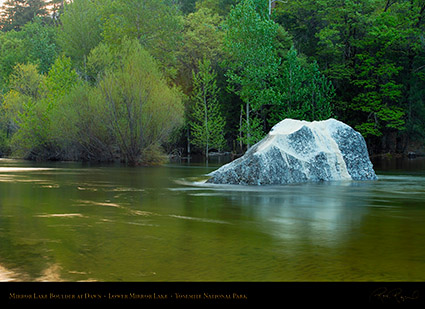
[137,145,169,166]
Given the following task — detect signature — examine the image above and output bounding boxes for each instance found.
[370,287,420,303]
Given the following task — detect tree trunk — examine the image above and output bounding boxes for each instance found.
[187,126,191,156]
[246,102,251,150]
[239,106,243,151]
[204,85,209,158]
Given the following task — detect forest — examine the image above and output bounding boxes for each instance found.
[0,0,424,165]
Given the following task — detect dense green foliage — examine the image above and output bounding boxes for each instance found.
[0,0,424,162]
[274,0,425,153]
[224,0,279,148]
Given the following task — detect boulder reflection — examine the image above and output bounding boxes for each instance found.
[193,180,377,246]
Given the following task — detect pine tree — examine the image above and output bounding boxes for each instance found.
[190,58,226,157]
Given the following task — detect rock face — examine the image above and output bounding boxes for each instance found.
[206,118,377,185]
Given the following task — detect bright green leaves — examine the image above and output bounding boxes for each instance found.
[224,0,280,148]
[190,58,226,156]
[350,8,406,137]
[8,63,45,100]
[58,0,184,78]
[275,0,423,150]
[2,39,184,163]
[2,57,79,160]
[1,1,186,163]
[1,63,44,153]
[43,55,79,103]
[224,0,279,110]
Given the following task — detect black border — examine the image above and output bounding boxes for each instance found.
[2,282,425,306]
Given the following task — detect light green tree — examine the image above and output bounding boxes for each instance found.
[177,7,224,93]
[3,62,49,159]
[58,0,103,74]
[190,58,226,157]
[2,63,44,140]
[42,54,79,103]
[85,42,116,83]
[101,0,183,78]
[6,56,79,160]
[98,40,184,165]
[54,81,115,161]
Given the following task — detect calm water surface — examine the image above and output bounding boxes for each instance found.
[0,156,425,282]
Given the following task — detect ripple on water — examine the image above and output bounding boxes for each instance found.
[168,214,230,225]
[73,200,122,208]
[35,213,86,218]
[0,167,58,172]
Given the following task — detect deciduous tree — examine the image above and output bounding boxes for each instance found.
[101,0,184,78]
[58,0,103,74]
[190,58,226,157]
[98,40,184,165]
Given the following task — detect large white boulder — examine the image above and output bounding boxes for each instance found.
[206,118,378,185]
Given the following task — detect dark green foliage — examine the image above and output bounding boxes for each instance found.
[269,47,335,127]
[274,0,425,153]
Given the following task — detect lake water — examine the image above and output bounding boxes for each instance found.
[0,156,425,282]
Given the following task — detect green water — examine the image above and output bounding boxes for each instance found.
[0,156,425,282]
